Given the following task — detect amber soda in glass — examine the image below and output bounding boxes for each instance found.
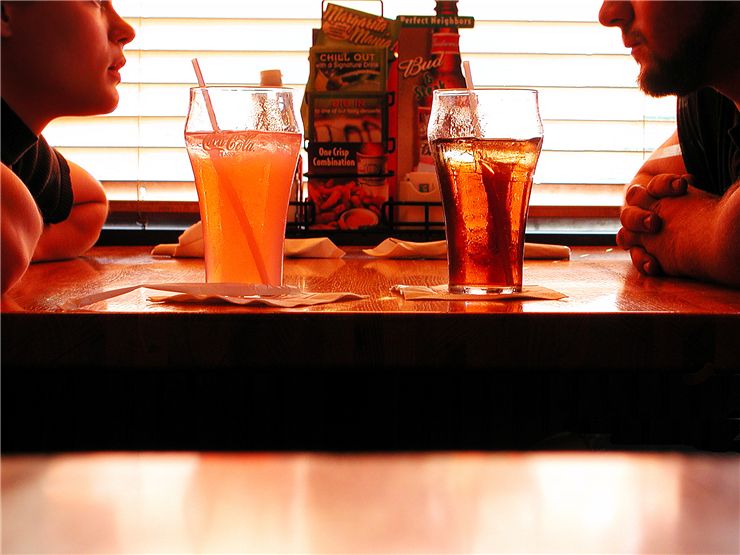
[428,88,543,294]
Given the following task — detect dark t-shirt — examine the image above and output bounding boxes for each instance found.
[1,98,73,224]
[677,88,740,195]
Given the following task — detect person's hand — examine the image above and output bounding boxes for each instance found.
[616,173,692,276]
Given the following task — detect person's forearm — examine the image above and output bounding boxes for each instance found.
[665,181,740,287]
[1,165,44,293]
[32,199,108,262]
[623,132,686,206]
[704,181,740,287]
[32,159,109,262]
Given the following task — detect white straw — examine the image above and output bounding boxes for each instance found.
[463,60,474,90]
[191,58,221,132]
[190,58,270,285]
[462,61,481,137]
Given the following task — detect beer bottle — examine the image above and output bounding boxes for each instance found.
[416,0,466,171]
[430,0,466,90]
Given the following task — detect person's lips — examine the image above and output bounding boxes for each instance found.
[108,58,126,81]
[622,35,646,59]
[629,44,648,63]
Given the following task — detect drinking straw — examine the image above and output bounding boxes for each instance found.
[191,59,221,132]
[191,58,270,284]
[465,61,514,286]
[462,60,482,137]
[463,60,475,91]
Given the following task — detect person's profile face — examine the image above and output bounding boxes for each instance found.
[598,1,730,97]
[2,1,135,118]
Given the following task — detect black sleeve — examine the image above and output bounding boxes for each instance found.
[10,135,74,224]
[677,88,740,195]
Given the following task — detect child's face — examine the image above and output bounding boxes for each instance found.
[2,1,136,120]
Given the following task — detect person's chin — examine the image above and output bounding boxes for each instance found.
[90,91,121,115]
[72,96,119,117]
[637,69,674,98]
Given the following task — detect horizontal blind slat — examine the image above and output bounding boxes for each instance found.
[118,52,646,88]
[45,84,676,120]
[46,117,675,152]
[123,19,624,55]
[56,146,648,185]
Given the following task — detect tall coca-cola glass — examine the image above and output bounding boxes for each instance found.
[185,87,302,285]
[428,88,544,294]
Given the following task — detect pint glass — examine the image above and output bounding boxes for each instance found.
[185,87,302,284]
[428,88,543,294]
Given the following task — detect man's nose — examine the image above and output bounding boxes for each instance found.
[598,1,633,28]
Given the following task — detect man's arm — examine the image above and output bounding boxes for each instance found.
[1,163,44,293]
[618,130,740,287]
[644,178,740,285]
[31,159,108,262]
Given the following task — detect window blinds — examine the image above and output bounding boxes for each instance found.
[43,0,676,208]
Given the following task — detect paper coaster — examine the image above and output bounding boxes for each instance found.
[391,284,567,301]
[148,290,365,307]
[63,282,365,309]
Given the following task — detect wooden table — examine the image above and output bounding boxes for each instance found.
[2,451,738,554]
[2,246,739,452]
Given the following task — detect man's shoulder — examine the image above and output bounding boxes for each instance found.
[680,87,736,113]
[677,88,739,195]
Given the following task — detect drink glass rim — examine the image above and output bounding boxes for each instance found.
[433,87,539,96]
[189,86,294,93]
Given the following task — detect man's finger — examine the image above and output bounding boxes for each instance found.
[616,227,642,249]
[646,174,689,198]
[629,247,662,276]
[625,184,658,209]
[620,205,660,233]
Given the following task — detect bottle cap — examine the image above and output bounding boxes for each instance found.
[259,69,283,86]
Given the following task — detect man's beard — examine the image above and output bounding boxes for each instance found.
[638,3,729,97]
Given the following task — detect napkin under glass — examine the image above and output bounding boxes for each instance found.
[63,282,366,310]
[367,239,569,301]
[391,283,566,301]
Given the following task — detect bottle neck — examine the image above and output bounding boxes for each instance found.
[433,0,460,37]
[434,0,459,17]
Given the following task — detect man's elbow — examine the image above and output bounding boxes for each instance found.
[78,200,108,253]
[32,200,108,262]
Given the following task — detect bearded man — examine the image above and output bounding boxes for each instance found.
[599,1,739,287]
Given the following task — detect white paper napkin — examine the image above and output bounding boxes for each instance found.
[363,238,571,260]
[62,282,366,310]
[286,237,346,258]
[151,221,346,259]
[363,238,447,259]
[391,283,567,301]
[150,221,205,257]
